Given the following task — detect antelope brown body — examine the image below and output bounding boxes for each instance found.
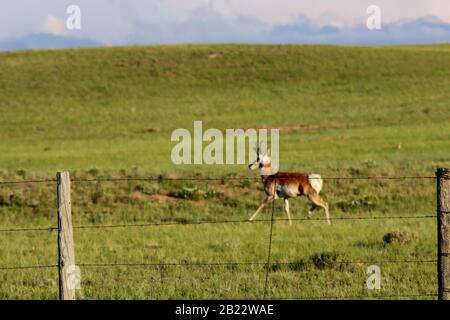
[248,149,330,225]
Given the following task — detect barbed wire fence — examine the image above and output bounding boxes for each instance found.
[0,170,448,300]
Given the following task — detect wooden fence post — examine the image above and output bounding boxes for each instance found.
[437,168,450,300]
[56,171,76,300]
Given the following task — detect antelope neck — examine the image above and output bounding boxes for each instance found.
[260,163,273,179]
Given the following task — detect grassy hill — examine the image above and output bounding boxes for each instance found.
[0,45,449,299]
[0,44,449,175]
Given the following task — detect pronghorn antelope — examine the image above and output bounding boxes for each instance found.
[248,148,330,225]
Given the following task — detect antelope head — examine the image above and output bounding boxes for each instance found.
[248,146,271,171]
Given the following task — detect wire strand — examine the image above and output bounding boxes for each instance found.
[0,226,57,233]
[0,259,436,273]
[0,175,437,185]
[0,179,56,185]
[0,264,57,271]
[70,215,436,230]
[0,214,436,234]
[71,176,437,182]
[274,293,437,300]
[74,259,437,268]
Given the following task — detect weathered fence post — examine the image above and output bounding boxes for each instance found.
[56,171,76,300]
[437,168,450,300]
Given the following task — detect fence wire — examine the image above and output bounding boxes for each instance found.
[276,293,438,300]
[0,214,436,234]
[0,175,437,186]
[0,258,438,271]
[0,174,440,299]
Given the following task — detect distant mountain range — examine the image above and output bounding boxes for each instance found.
[1,15,449,51]
[267,14,450,45]
[0,33,102,51]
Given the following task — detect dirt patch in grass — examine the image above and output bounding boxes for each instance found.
[148,194,177,205]
[253,123,368,133]
[208,52,224,59]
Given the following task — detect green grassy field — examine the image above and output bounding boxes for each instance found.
[0,44,449,299]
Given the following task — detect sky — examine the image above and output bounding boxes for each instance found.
[1,0,450,50]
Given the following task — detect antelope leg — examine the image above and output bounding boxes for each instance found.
[249,196,273,221]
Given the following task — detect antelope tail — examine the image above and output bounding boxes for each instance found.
[308,174,323,194]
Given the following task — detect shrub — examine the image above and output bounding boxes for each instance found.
[9,193,25,207]
[310,252,341,270]
[168,187,223,201]
[91,191,103,204]
[239,180,252,189]
[223,197,240,208]
[16,169,27,178]
[383,229,416,245]
[87,168,100,176]
[288,259,309,272]
[0,193,9,206]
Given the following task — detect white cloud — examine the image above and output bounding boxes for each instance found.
[125,6,267,44]
[1,0,450,49]
[206,0,450,26]
[42,15,67,36]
